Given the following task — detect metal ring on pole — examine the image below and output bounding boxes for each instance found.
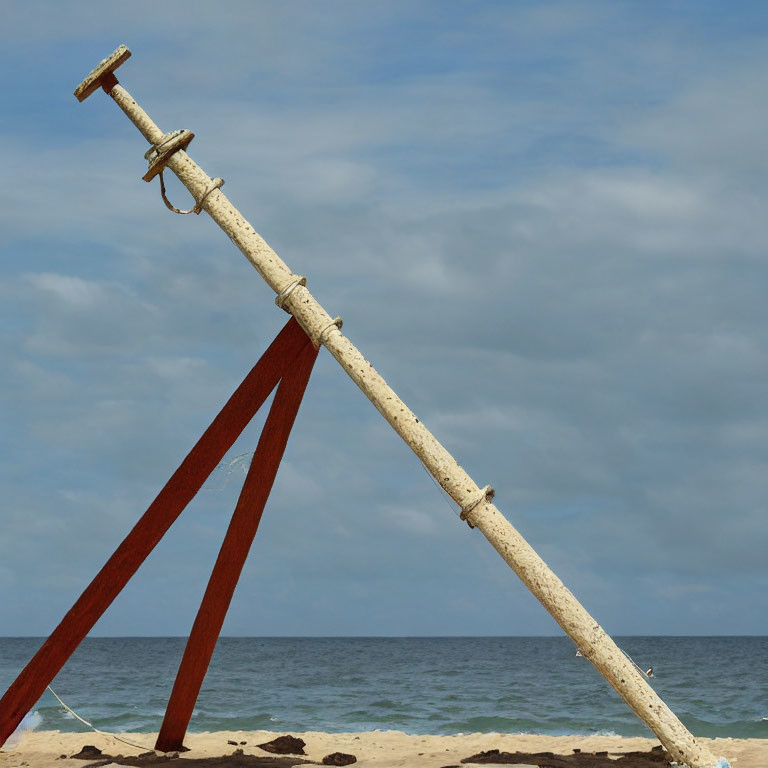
[158,172,225,215]
[315,316,343,348]
[274,276,307,311]
[460,485,495,528]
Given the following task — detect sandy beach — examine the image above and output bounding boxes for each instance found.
[1,730,766,768]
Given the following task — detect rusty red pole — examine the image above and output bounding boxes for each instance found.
[0,319,309,748]
[155,340,318,752]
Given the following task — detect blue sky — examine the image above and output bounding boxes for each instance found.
[2,1,768,638]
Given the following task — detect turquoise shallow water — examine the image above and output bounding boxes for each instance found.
[1,636,766,738]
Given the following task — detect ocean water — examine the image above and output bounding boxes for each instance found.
[0,636,766,739]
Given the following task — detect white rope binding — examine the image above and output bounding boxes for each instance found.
[315,316,343,347]
[274,275,307,311]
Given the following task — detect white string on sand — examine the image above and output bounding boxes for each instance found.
[46,686,155,753]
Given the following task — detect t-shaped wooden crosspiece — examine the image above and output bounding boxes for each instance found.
[74,44,131,102]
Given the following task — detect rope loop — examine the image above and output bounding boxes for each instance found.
[274,276,307,311]
[158,171,224,215]
[460,484,495,528]
[142,129,224,216]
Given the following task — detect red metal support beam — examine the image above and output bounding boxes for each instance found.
[155,340,318,752]
[0,318,311,749]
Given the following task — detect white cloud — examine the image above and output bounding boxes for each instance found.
[25,272,106,308]
[378,504,444,537]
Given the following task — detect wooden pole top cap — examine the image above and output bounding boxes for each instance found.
[74,45,132,102]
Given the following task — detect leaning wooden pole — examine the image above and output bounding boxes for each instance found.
[71,47,728,768]
[156,340,319,752]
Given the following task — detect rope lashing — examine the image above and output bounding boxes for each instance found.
[158,171,224,215]
[316,316,343,347]
[274,275,307,311]
[460,484,495,528]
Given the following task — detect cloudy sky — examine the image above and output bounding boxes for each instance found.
[2,1,767,639]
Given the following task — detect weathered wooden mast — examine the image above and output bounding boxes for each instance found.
[1,46,730,768]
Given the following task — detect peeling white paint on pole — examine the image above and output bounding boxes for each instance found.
[76,47,729,768]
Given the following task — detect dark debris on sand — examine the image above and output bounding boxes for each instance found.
[78,747,312,768]
[321,753,357,765]
[256,736,307,756]
[71,746,105,760]
[444,744,671,767]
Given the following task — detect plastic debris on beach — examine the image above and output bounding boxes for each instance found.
[2,710,41,750]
